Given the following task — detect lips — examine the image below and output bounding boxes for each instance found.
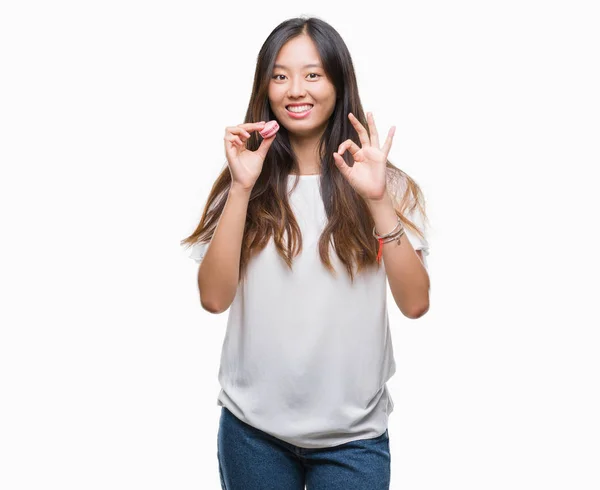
[285,105,313,119]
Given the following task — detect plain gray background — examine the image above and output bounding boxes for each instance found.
[1,1,598,489]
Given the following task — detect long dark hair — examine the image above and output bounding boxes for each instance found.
[181,16,428,283]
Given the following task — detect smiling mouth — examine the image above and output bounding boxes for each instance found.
[285,105,314,118]
[286,104,314,113]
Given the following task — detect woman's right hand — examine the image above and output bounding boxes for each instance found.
[224,121,277,191]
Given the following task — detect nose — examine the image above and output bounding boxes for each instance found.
[287,77,307,98]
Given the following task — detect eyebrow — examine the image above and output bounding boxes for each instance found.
[273,63,322,69]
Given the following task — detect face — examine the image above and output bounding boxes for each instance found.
[268,35,337,138]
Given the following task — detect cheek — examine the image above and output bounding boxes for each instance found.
[268,84,284,99]
[314,85,336,103]
[266,86,275,102]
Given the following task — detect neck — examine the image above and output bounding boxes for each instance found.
[289,132,322,176]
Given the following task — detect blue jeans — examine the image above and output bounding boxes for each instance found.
[217,406,391,489]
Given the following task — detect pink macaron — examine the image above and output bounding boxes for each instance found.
[259,120,279,138]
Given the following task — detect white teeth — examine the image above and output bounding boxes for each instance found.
[287,105,313,113]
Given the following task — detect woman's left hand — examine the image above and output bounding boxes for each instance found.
[333,112,396,201]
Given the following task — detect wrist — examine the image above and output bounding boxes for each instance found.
[365,190,393,209]
[230,182,254,195]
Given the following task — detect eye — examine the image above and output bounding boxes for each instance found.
[271,73,321,81]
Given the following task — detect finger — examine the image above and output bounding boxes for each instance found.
[229,127,252,140]
[367,112,380,148]
[381,126,396,156]
[332,151,352,179]
[337,139,361,158]
[348,113,370,147]
[225,135,244,147]
[236,121,266,132]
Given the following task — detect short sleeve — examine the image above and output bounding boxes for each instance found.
[186,240,210,264]
[403,207,430,269]
[387,172,430,269]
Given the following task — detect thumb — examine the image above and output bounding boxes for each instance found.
[255,133,277,160]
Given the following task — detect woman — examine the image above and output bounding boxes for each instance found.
[181,16,430,490]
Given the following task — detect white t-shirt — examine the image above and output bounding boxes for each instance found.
[186,174,429,449]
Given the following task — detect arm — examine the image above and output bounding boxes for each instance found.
[197,184,252,313]
[366,192,430,319]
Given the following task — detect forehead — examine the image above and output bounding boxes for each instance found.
[274,36,322,69]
